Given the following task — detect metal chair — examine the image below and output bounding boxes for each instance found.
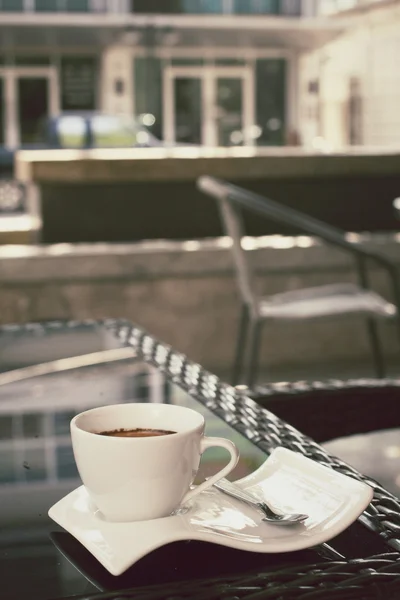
[197,176,399,387]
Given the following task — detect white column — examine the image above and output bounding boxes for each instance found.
[287,52,299,142]
[204,70,216,146]
[243,67,255,146]
[5,72,18,148]
[108,0,125,12]
[24,0,35,12]
[223,0,234,13]
[163,67,174,143]
[301,0,318,17]
[118,0,130,12]
[48,69,60,116]
[100,46,134,115]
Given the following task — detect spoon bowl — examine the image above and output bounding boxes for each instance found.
[213,478,309,526]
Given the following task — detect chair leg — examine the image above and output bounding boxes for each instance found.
[246,320,263,390]
[366,317,385,378]
[232,304,249,386]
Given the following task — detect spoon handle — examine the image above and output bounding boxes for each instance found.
[213,479,344,560]
[213,478,266,513]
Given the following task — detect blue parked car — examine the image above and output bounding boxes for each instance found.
[45,112,163,150]
[0,112,164,175]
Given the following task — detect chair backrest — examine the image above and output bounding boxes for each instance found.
[197,175,396,272]
[198,175,400,319]
[217,194,259,314]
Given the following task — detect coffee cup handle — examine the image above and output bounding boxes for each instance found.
[181,436,239,505]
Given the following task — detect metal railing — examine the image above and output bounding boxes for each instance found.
[0,0,128,13]
[0,0,302,14]
[132,0,301,15]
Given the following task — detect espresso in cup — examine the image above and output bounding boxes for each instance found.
[98,428,176,438]
[71,403,239,522]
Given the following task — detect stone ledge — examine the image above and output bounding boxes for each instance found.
[0,232,398,284]
[16,148,400,184]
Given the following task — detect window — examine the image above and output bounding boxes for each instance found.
[54,411,76,436]
[132,372,153,402]
[233,0,279,14]
[215,58,246,66]
[21,447,47,482]
[22,413,44,439]
[132,0,224,14]
[132,0,184,13]
[171,58,205,66]
[255,58,286,146]
[131,0,299,14]
[14,56,50,66]
[0,0,24,11]
[0,416,13,440]
[56,444,79,480]
[35,0,59,10]
[66,0,89,10]
[0,448,15,483]
[182,0,223,13]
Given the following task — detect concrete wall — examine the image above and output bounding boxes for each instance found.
[299,1,400,149]
[101,45,134,116]
[16,149,400,243]
[38,174,400,243]
[0,233,398,379]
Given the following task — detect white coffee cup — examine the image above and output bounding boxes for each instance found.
[71,402,239,522]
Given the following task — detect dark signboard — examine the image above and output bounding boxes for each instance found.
[61,56,98,111]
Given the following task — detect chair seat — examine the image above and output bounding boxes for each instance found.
[259,283,396,320]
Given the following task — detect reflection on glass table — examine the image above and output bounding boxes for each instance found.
[0,360,265,491]
[0,347,265,600]
[0,362,133,487]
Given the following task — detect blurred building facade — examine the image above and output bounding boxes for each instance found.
[0,0,341,149]
[300,0,400,149]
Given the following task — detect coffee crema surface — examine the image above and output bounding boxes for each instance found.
[96,428,177,438]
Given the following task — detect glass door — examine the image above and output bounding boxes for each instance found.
[215,76,244,146]
[164,65,254,147]
[0,67,58,149]
[212,67,253,147]
[164,67,205,146]
[17,77,49,146]
[173,77,202,144]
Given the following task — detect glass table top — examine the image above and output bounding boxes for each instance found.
[0,321,394,600]
[0,322,271,600]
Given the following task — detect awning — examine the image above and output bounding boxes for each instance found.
[0,13,346,51]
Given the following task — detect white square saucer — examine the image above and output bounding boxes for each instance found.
[49,447,373,576]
